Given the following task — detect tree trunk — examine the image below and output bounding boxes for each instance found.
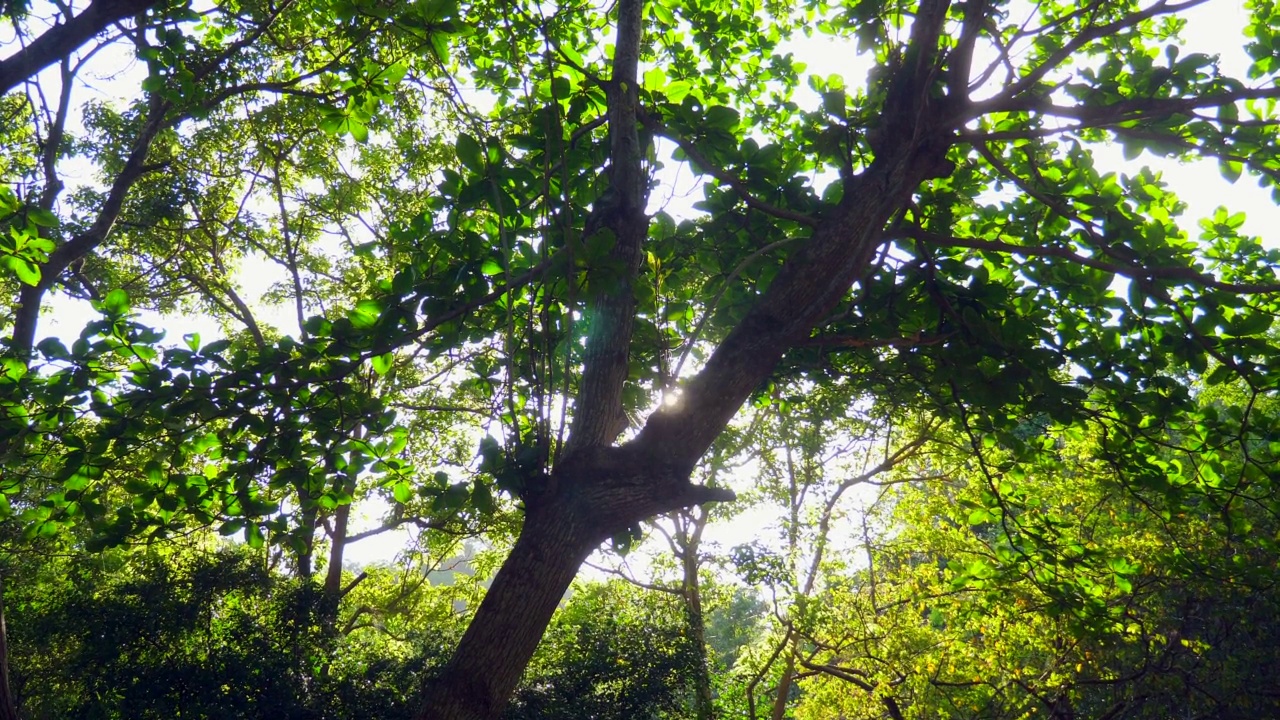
[769,646,796,720]
[415,501,597,720]
[419,0,956,716]
[682,539,715,720]
[416,444,732,720]
[323,500,351,606]
[0,576,20,720]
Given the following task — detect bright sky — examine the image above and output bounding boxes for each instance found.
[21,0,1280,570]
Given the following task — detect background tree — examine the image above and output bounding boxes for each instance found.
[791,388,1280,719]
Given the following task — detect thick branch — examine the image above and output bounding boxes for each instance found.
[345,515,446,544]
[634,1,956,468]
[947,0,987,98]
[9,92,169,356]
[0,0,158,96]
[970,0,1211,119]
[967,86,1280,128]
[635,26,957,471]
[562,0,648,456]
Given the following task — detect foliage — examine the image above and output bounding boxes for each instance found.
[8,547,440,719]
[505,580,702,720]
[787,395,1280,720]
[3,0,1280,717]
[3,543,718,720]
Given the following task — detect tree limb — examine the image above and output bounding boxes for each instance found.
[642,114,819,227]
[561,0,648,457]
[0,0,158,96]
[9,91,170,356]
[633,0,956,470]
[901,228,1280,294]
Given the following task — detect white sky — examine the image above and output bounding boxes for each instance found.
[19,0,1280,570]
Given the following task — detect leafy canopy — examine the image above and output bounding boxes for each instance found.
[2,0,1280,717]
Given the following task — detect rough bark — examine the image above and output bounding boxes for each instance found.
[418,445,732,720]
[417,500,596,720]
[323,500,351,605]
[561,0,646,457]
[769,648,797,720]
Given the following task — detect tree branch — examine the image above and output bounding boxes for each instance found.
[642,114,819,227]
[9,90,170,356]
[561,0,648,457]
[633,1,956,470]
[901,228,1280,294]
[345,515,446,545]
[966,0,1211,121]
[0,0,158,96]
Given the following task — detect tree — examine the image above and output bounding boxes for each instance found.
[790,397,1280,720]
[504,579,702,720]
[721,394,934,720]
[4,1,1280,719]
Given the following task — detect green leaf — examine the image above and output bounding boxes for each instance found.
[1228,310,1272,336]
[1114,574,1133,593]
[101,288,130,316]
[968,508,993,525]
[244,523,265,549]
[393,481,412,504]
[386,427,408,455]
[704,105,740,129]
[26,207,58,227]
[1,256,40,286]
[1205,364,1234,386]
[2,357,28,381]
[351,298,382,328]
[319,112,345,136]
[643,67,666,91]
[472,480,495,515]
[430,32,450,63]
[1219,159,1243,183]
[456,133,484,173]
[651,0,674,24]
[381,61,408,85]
[201,339,232,355]
[348,118,369,143]
[35,337,69,358]
[371,351,395,375]
[664,80,691,103]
